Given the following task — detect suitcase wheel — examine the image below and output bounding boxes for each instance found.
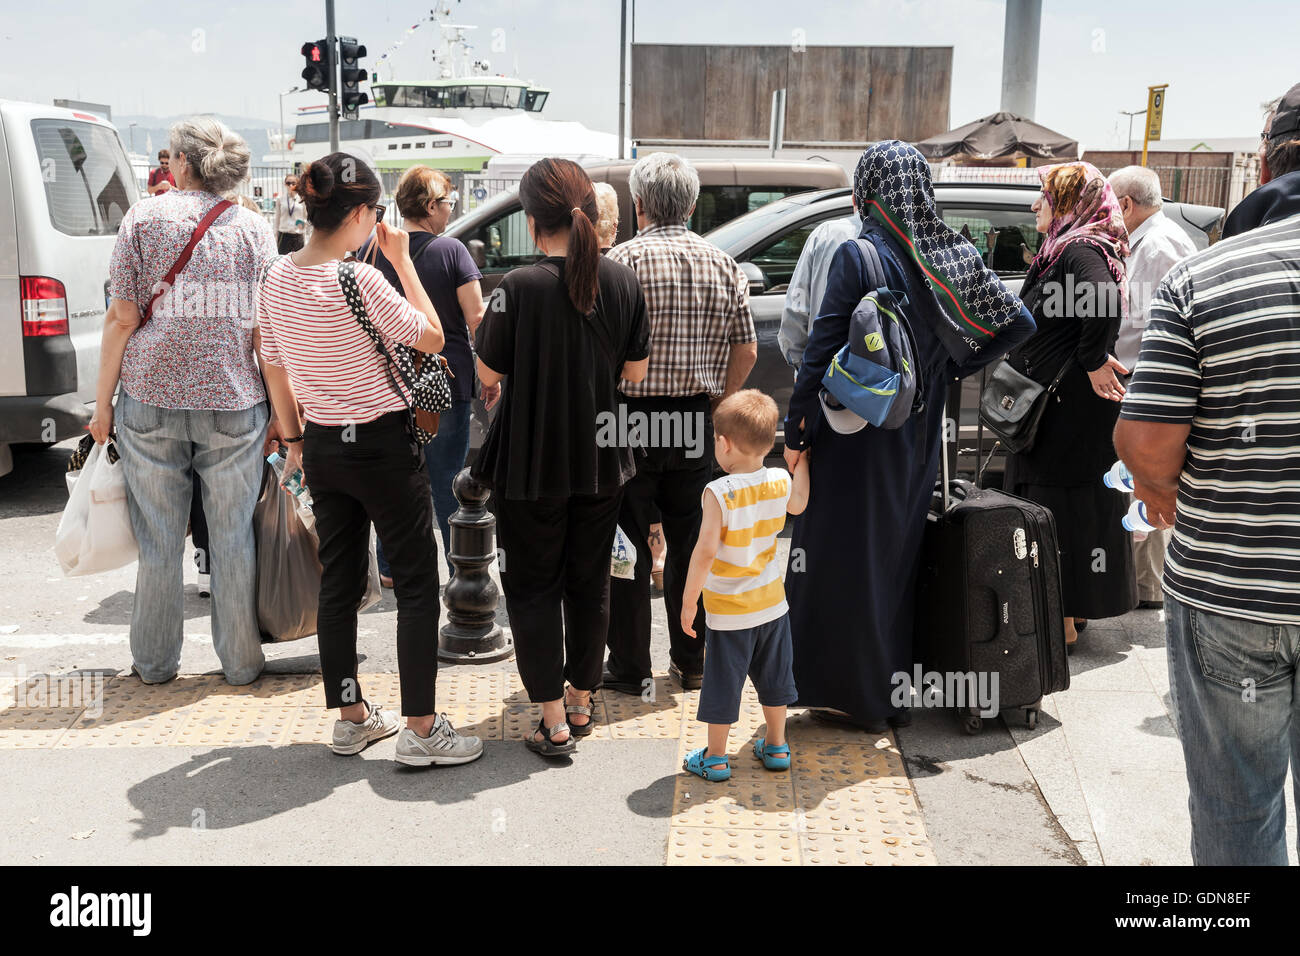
[1025,707,1038,731]
[961,714,983,735]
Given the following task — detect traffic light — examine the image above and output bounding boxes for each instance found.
[301,38,333,92]
[338,37,369,120]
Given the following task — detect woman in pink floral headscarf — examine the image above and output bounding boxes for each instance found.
[1002,162,1138,650]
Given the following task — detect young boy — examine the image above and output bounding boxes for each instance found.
[680,389,810,781]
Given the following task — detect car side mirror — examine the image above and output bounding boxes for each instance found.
[739,261,768,297]
[467,238,487,270]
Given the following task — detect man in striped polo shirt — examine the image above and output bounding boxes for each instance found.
[1115,82,1300,865]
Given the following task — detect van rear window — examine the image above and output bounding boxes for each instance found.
[31,119,135,237]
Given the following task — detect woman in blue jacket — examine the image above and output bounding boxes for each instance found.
[783,141,1036,730]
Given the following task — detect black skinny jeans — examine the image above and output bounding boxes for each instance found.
[494,492,622,702]
[303,412,440,715]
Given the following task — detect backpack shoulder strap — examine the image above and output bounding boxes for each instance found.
[851,236,888,294]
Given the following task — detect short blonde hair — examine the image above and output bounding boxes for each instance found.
[713,389,778,456]
[395,165,453,220]
[593,182,619,246]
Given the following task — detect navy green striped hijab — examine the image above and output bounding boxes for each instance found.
[853,141,1026,361]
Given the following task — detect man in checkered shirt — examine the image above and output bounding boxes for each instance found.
[603,152,758,694]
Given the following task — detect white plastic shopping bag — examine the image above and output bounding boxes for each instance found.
[611,524,637,580]
[53,441,139,576]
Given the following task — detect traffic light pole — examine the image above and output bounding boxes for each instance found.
[325,0,339,152]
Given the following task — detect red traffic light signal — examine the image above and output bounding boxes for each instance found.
[301,38,333,92]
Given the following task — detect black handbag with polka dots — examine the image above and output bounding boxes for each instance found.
[337,260,453,444]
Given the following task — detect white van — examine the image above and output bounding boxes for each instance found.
[0,100,137,475]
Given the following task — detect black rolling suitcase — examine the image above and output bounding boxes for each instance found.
[913,377,1070,734]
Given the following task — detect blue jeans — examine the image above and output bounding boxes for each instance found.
[1165,593,1300,865]
[376,399,472,576]
[115,391,268,684]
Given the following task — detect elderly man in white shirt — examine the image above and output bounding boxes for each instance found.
[778,202,862,370]
[1107,165,1197,608]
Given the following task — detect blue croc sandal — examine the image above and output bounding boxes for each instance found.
[683,747,731,781]
[753,737,791,771]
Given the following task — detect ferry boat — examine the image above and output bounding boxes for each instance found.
[268,5,620,172]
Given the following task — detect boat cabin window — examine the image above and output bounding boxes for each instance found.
[523,90,547,112]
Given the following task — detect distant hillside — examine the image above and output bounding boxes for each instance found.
[114,114,281,167]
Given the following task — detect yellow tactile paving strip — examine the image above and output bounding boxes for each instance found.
[0,669,935,865]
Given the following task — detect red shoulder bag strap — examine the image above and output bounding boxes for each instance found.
[141,198,234,323]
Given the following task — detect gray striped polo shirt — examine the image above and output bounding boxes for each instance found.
[1121,214,1300,624]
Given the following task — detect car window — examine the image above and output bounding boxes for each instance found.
[939,205,1042,275]
[31,119,135,237]
[690,185,810,235]
[466,204,540,273]
[743,215,841,291]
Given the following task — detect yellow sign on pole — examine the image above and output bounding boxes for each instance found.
[1141,84,1168,167]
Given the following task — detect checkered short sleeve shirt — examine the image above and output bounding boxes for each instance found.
[607,224,756,397]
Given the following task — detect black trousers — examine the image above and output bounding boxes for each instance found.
[190,473,209,573]
[303,412,440,715]
[277,231,304,255]
[607,394,713,681]
[494,492,622,702]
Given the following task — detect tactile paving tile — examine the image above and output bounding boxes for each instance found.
[0,709,84,748]
[59,693,197,748]
[285,706,337,746]
[102,675,217,710]
[679,702,769,750]
[603,677,683,739]
[784,709,894,744]
[800,828,936,866]
[672,765,798,830]
[667,827,800,866]
[7,672,110,712]
[203,673,320,708]
[172,706,296,747]
[792,741,910,791]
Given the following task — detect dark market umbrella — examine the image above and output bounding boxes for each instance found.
[915,111,1078,163]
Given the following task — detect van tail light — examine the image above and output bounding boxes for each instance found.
[20,276,69,336]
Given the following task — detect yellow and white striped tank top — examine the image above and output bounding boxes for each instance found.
[702,466,792,631]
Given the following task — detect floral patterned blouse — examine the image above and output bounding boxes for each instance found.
[108,189,277,410]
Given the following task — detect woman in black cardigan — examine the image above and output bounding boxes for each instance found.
[1003,162,1138,650]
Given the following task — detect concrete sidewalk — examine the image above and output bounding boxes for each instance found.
[2,440,1293,865]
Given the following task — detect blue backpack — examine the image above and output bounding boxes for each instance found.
[818,238,925,434]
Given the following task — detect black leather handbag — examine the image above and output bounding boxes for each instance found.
[978,357,1070,455]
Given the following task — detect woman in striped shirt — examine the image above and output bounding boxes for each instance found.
[257,152,482,767]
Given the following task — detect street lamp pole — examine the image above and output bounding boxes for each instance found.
[279,86,302,164]
[1119,109,1146,152]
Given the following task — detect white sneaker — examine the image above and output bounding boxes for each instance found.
[331,702,400,755]
[395,713,484,766]
[197,573,211,598]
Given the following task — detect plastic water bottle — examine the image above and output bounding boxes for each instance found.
[267,451,315,532]
[1122,499,1156,533]
[1103,460,1135,492]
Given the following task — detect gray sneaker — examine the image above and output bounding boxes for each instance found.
[331,702,400,755]
[394,713,484,767]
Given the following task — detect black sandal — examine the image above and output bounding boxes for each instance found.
[525,718,576,757]
[565,688,595,738]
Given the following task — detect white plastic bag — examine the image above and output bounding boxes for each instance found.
[53,441,139,576]
[611,524,637,580]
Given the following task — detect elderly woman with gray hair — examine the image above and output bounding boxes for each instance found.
[89,117,279,686]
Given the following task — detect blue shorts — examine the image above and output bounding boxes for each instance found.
[697,613,798,725]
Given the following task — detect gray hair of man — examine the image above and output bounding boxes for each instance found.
[593,181,620,246]
[1107,166,1163,209]
[628,152,700,226]
[169,116,251,196]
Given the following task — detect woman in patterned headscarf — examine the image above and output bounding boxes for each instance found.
[1002,162,1137,649]
[782,141,1036,731]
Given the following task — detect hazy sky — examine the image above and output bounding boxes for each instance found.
[2,0,1297,149]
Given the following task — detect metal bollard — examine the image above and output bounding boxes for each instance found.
[439,467,513,663]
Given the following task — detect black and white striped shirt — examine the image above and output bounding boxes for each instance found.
[1121,214,1300,624]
